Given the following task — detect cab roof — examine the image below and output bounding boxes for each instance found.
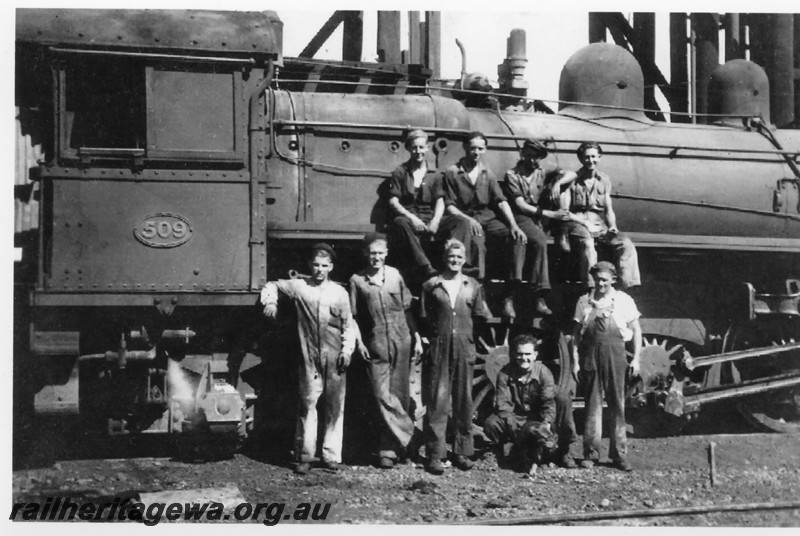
[16,9,282,59]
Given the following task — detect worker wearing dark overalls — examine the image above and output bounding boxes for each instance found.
[572,261,642,471]
[484,332,579,471]
[482,333,557,474]
[349,234,421,469]
[420,238,492,475]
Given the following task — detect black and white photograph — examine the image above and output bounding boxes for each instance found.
[7,0,800,528]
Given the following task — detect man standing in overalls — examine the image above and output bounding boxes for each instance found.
[349,234,421,469]
[571,261,642,471]
[419,238,492,475]
[261,243,356,475]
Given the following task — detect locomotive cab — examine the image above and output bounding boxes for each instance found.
[16,9,283,445]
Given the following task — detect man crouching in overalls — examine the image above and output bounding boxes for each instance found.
[483,333,578,474]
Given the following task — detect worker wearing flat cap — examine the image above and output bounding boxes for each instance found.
[501,139,573,318]
[261,243,356,475]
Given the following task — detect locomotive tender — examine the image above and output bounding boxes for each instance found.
[14,9,800,445]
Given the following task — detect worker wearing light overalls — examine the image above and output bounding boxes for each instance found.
[261,243,356,475]
[571,261,642,472]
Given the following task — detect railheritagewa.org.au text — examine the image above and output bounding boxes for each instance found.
[10,497,332,525]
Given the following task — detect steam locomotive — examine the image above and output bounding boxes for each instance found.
[14,9,800,451]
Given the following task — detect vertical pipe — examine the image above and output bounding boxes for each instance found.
[634,13,657,120]
[670,13,689,123]
[425,11,441,79]
[342,11,363,62]
[419,20,428,72]
[750,14,795,128]
[377,11,401,64]
[588,12,606,43]
[408,11,420,64]
[507,28,526,59]
[690,13,720,124]
[724,13,744,61]
[772,16,794,127]
[742,15,750,63]
[499,29,528,102]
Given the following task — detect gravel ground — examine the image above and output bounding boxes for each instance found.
[11,420,800,527]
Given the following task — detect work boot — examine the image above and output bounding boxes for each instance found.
[560,454,577,469]
[453,455,474,471]
[502,281,520,320]
[501,442,514,462]
[535,294,553,316]
[294,462,311,475]
[319,459,340,471]
[425,459,445,475]
[502,295,517,321]
[613,459,633,472]
[518,450,532,474]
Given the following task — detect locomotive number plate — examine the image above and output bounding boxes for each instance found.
[134,213,193,248]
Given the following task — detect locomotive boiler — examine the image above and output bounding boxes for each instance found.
[13,9,800,451]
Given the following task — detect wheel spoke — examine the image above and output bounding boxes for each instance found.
[472,375,489,387]
[472,383,493,411]
[664,344,683,358]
